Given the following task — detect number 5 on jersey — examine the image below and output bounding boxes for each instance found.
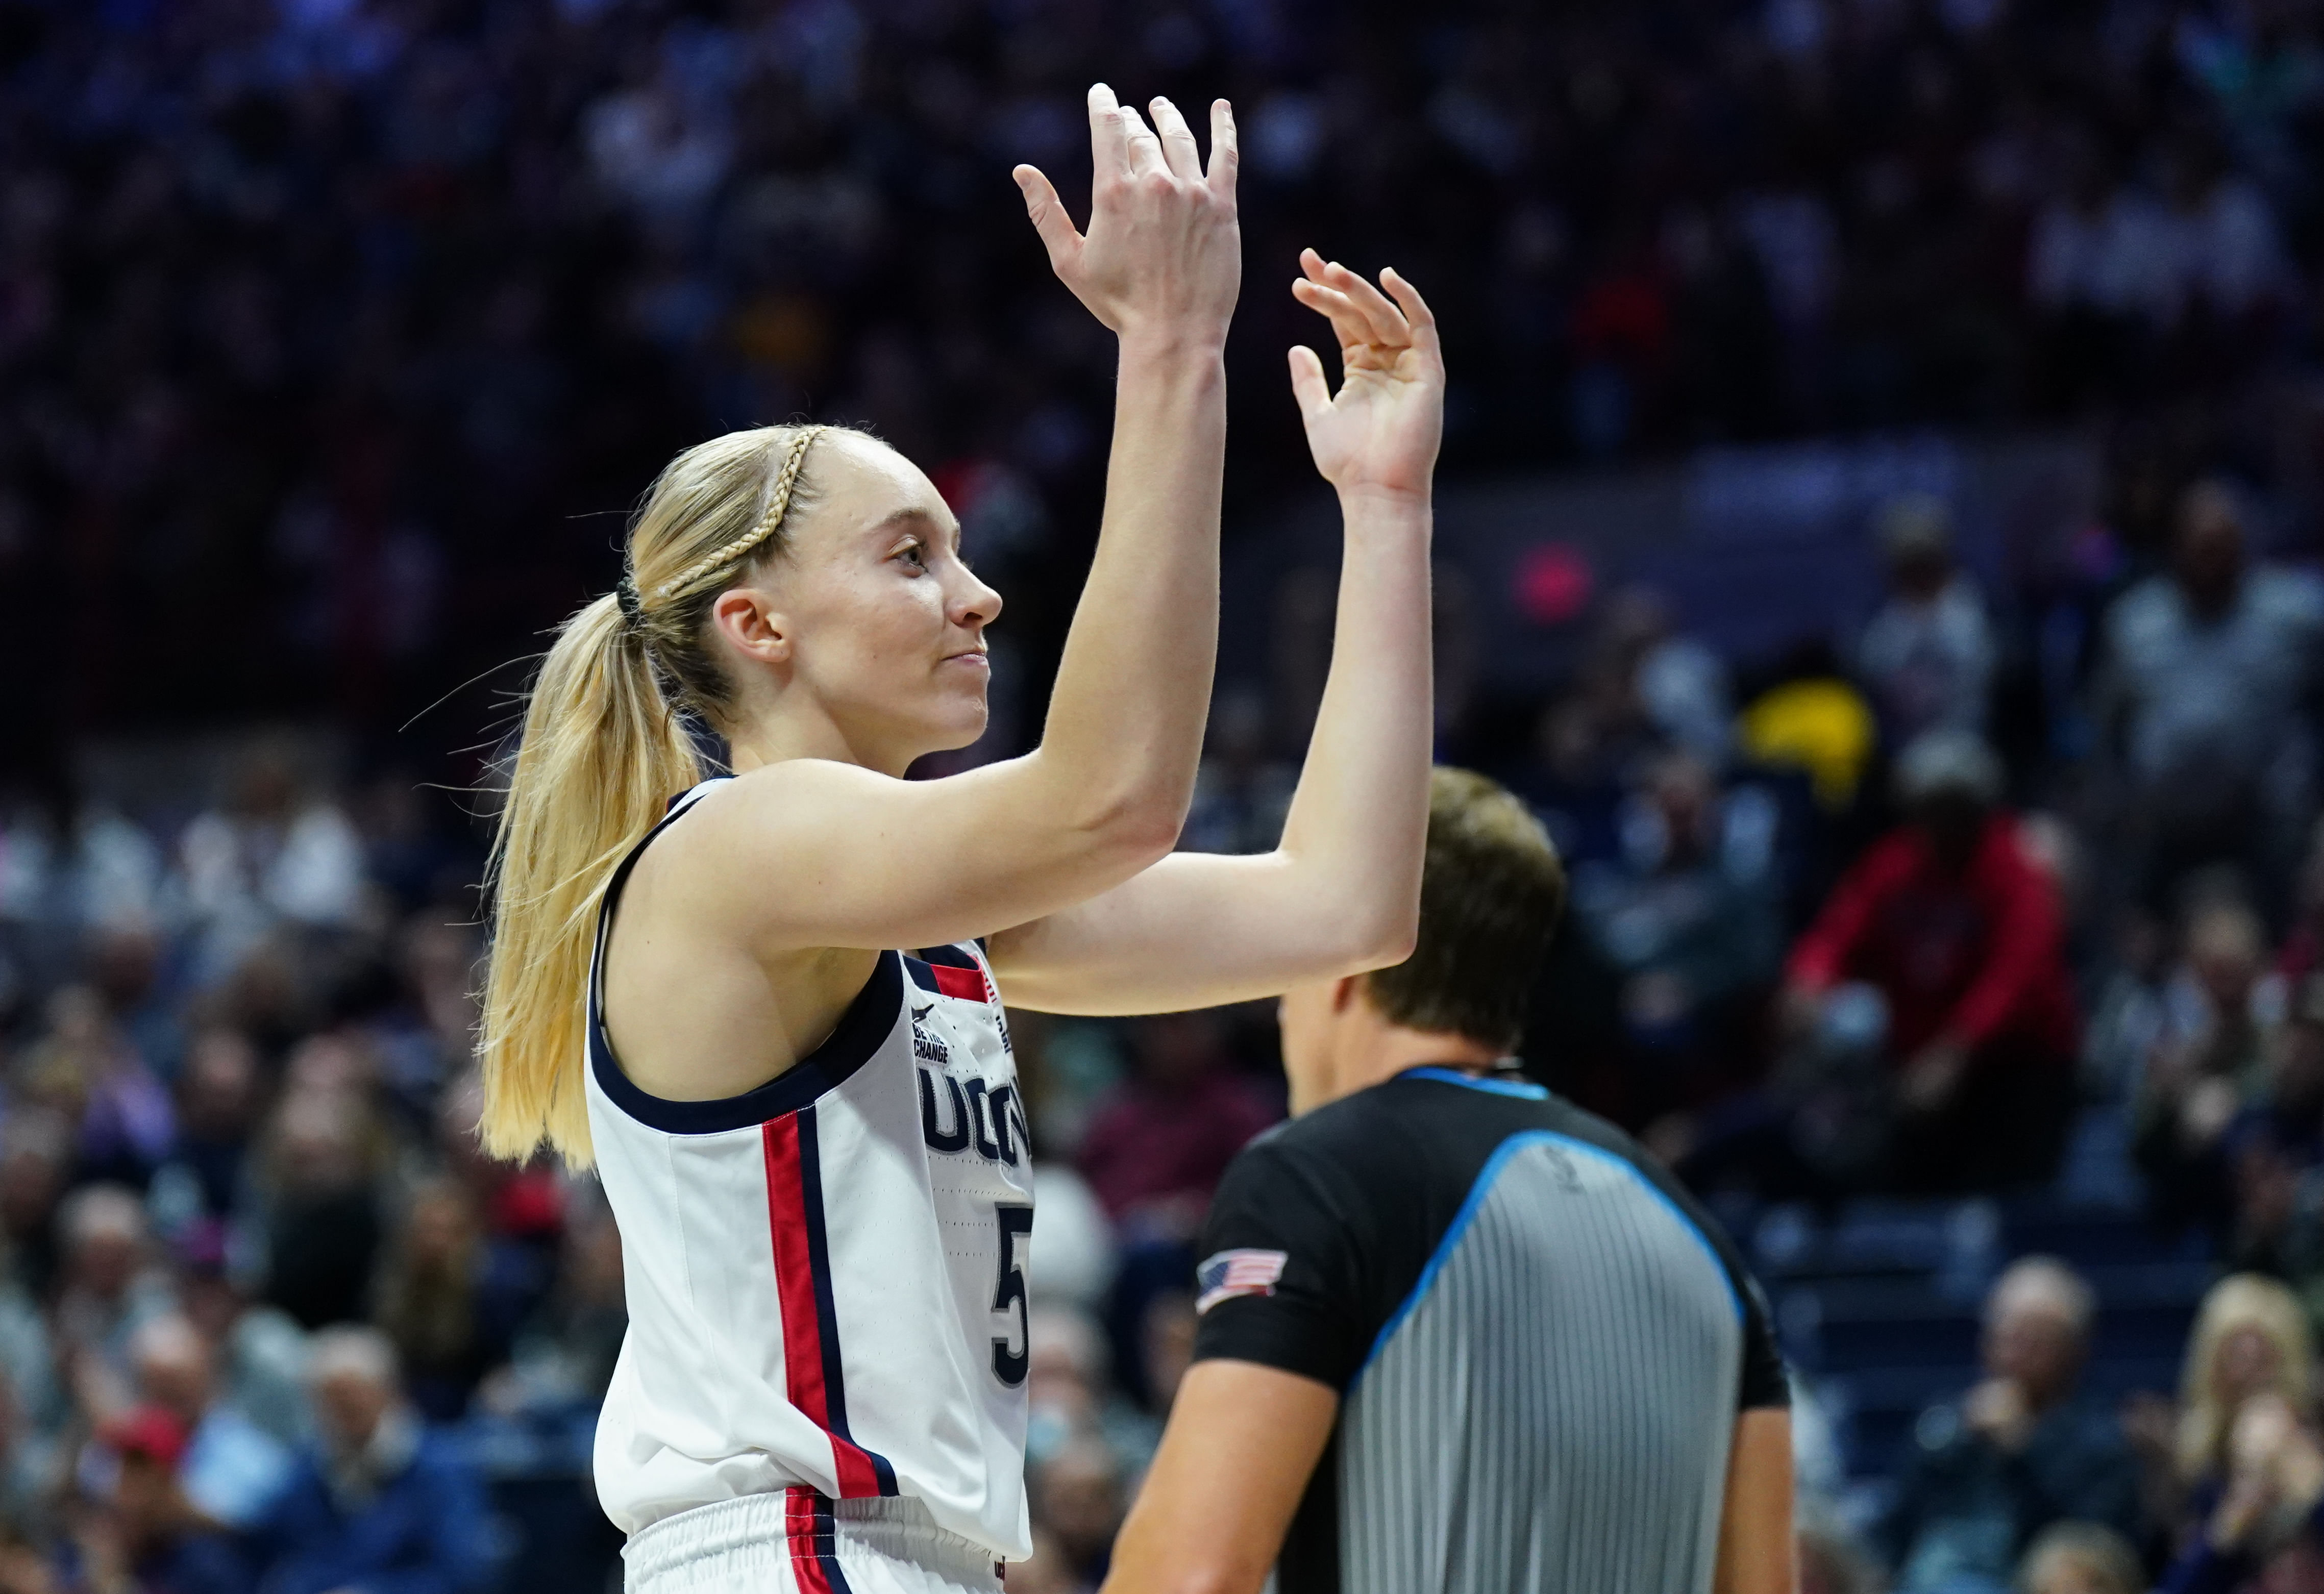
[993,1204,1033,1387]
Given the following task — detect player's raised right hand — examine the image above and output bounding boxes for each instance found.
[1013,85,1240,346]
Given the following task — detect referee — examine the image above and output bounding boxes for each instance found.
[1101,768,1794,1594]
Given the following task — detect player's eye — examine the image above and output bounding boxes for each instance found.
[895,539,927,571]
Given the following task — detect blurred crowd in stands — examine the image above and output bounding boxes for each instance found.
[12,0,2324,1590]
[10,0,2324,753]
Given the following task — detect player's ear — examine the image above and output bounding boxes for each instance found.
[712,586,794,667]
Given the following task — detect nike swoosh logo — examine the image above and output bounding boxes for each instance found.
[912,1002,935,1023]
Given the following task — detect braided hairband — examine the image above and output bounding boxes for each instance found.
[636,420,836,613]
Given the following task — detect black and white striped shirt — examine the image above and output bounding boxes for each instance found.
[1192,1067,1788,1594]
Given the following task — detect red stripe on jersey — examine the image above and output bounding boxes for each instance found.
[763,1119,829,1428]
[931,963,986,1002]
[762,1117,885,1499]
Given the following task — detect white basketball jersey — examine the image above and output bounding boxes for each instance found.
[583,780,1035,1560]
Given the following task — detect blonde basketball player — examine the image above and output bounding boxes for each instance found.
[476,82,1444,1594]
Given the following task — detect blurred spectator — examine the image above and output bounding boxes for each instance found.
[2083,909,2170,1103]
[52,1187,173,1383]
[1003,1529,1083,1594]
[2137,903,2281,1235]
[181,753,366,982]
[1784,732,2080,1192]
[158,1032,262,1227]
[1179,693,1295,858]
[248,1328,491,1594]
[259,1095,381,1333]
[2027,133,2148,404]
[2159,1390,2324,1593]
[1569,750,1783,1119]
[1598,589,1736,770]
[2219,976,2324,1275]
[370,1182,513,1424]
[1799,1509,1888,1594]
[123,1317,289,1534]
[2170,1275,2317,1529]
[68,1406,250,1594]
[1878,1259,2141,1590]
[0,1113,70,1306]
[1025,1164,1116,1314]
[0,1371,51,1544]
[1858,495,1997,746]
[0,804,169,989]
[499,1194,623,1413]
[2098,480,2324,913]
[1074,1014,1273,1241]
[2015,1520,2143,1594]
[427,1075,561,1297]
[19,988,174,1192]
[1138,1293,1197,1422]
[171,1232,308,1452]
[1024,1308,1156,1473]
[87,927,183,1094]
[1027,1437,1122,1592]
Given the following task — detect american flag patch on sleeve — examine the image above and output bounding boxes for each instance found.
[1196,1249,1289,1314]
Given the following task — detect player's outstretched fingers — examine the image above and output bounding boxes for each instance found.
[1291,274,1374,354]
[1086,83,1130,179]
[1317,257,1410,347]
[1206,99,1238,198]
[1149,96,1202,182]
[1119,101,1169,178]
[1013,165,1081,272]
[1379,268,1441,358]
[1297,250,1390,346]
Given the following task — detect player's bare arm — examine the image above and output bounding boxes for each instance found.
[986,252,1444,1014]
[1714,1408,1798,1594]
[602,88,1239,1099]
[1100,1360,1339,1594]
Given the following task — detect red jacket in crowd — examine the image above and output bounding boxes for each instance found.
[1785,812,2081,1066]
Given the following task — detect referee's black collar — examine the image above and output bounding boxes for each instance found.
[1392,1064,1549,1100]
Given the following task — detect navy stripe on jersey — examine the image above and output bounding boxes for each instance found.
[796,1107,899,1496]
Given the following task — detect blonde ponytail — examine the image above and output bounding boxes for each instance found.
[478,595,697,1165]
[477,422,869,1165]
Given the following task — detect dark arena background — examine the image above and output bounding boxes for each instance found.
[8,0,2324,1589]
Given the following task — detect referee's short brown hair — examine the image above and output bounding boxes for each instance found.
[1364,767,1567,1051]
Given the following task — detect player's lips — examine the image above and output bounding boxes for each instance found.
[942,651,990,670]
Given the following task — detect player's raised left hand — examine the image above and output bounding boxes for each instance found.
[1287,250,1444,505]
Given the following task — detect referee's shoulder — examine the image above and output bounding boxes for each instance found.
[1246,1072,1720,1226]
[1221,1076,1443,1196]
[1238,1073,1441,1158]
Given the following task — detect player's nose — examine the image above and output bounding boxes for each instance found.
[951,565,1002,628]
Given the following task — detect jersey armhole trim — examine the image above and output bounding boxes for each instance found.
[1353,1128,1743,1383]
[587,780,902,1134]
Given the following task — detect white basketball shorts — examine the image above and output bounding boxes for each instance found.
[623,1490,1004,1594]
